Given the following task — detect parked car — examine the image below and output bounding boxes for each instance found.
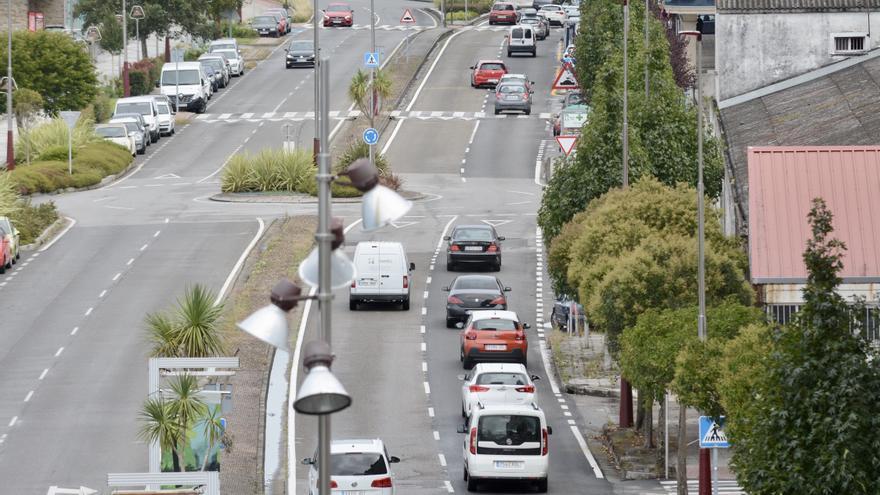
[158,62,210,113]
[539,4,567,25]
[507,25,536,57]
[111,112,149,146]
[153,100,175,136]
[323,3,354,27]
[550,294,584,331]
[445,224,505,271]
[94,123,136,156]
[109,116,147,154]
[494,82,533,115]
[265,7,293,33]
[470,60,508,88]
[0,227,10,272]
[285,39,316,68]
[198,54,229,87]
[114,96,160,142]
[459,403,551,492]
[202,64,218,95]
[489,2,519,25]
[350,241,415,310]
[251,14,281,37]
[212,48,244,76]
[264,11,288,36]
[304,439,401,495]
[0,217,20,264]
[459,310,529,368]
[444,275,511,328]
[461,363,539,418]
[208,38,239,53]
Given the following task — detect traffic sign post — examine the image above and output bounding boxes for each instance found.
[556,135,578,157]
[59,111,80,175]
[699,415,729,495]
[362,127,379,146]
[363,52,379,68]
[552,65,579,91]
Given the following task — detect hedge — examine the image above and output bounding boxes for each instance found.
[10,141,134,194]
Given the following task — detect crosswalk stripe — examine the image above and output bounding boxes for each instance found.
[193,110,557,123]
[659,480,745,494]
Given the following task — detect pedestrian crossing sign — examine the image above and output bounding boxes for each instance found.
[364,52,380,68]
[699,416,730,448]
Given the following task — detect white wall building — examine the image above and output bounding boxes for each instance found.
[717,0,880,100]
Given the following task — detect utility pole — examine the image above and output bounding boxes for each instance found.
[369,0,376,168]
[5,0,14,171]
[644,0,649,98]
[122,0,130,96]
[622,0,629,188]
[441,0,446,27]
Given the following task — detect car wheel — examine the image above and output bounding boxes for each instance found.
[507,50,512,57]
[463,466,468,481]
[137,146,145,155]
[536,477,548,493]
[447,260,455,271]
[494,108,501,115]
[4,258,10,269]
[489,20,494,25]
[531,50,537,57]
[493,261,501,272]
[0,262,5,274]
[462,403,467,418]
[467,475,478,491]
[349,300,358,311]
[447,318,456,329]
[524,108,531,115]
[522,356,528,367]
[171,128,175,135]
[402,299,410,311]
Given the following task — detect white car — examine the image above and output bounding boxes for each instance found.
[94,124,136,156]
[461,363,539,418]
[304,438,401,494]
[350,241,415,311]
[213,48,244,76]
[154,100,175,136]
[460,403,551,492]
[539,4,567,25]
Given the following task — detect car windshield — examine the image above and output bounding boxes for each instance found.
[511,28,524,38]
[453,278,499,291]
[118,122,138,133]
[156,103,170,115]
[499,84,525,94]
[96,126,126,138]
[202,59,223,71]
[474,319,518,331]
[215,49,237,60]
[162,69,200,85]
[478,415,540,444]
[479,63,504,71]
[210,43,234,51]
[330,453,387,476]
[116,102,151,115]
[476,372,528,385]
[453,228,493,241]
[254,15,276,23]
[290,41,313,51]
[328,4,351,11]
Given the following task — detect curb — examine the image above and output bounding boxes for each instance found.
[209,189,426,204]
[20,215,69,252]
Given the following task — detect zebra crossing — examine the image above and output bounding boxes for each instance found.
[193,110,555,123]
[659,480,746,494]
[295,23,510,32]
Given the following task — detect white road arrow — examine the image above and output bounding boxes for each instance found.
[46,486,97,495]
[481,219,513,227]
[155,173,182,179]
[389,220,419,229]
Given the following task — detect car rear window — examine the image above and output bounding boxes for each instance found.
[210,43,234,51]
[478,415,540,444]
[473,319,518,331]
[476,372,528,385]
[116,102,152,115]
[511,28,523,38]
[493,3,514,10]
[453,228,493,241]
[328,4,351,11]
[254,15,276,23]
[498,84,525,94]
[453,278,499,291]
[479,63,505,71]
[331,453,387,476]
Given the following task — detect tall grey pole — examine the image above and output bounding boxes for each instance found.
[441,0,446,27]
[369,0,376,168]
[644,0,649,98]
[696,36,705,342]
[316,57,333,495]
[314,0,321,161]
[135,18,140,60]
[122,0,127,93]
[622,0,629,188]
[711,446,719,495]
[6,0,13,170]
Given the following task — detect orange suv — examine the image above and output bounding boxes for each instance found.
[460,310,529,369]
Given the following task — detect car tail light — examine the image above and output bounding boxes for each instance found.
[465,332,477,340]
[516,385,535,393]
[403,275,409,289]
[542,428,549,455]
[515,331,525,341]
[448,296,464,304]
[330,480,338,488]
[487,243,498,253]
[371,477,393,488]
[523,92,530,101]
[470,427,477,454]
[351,280,356,288]
[490,296,506,305]
[450,244,461,252]
[469,385,490,393]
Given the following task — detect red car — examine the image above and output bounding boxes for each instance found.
[460,310,529,369]
[489,2,519,25]
[469,60,508,88]
[323,3,354,27]
[0,231,9,274]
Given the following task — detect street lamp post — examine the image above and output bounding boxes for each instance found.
[369,0,376,169]
[618,0,634,430]
[679,29,709,495]
[122,0,130,97]
[5,0,14,170]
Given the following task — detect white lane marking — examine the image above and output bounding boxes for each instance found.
[127,258,135,266]
[113,272,121,281]
[423,291,429,299]
[422,307,427,315]
[468,120,481,144]
[571,424,604,478]
[165,218,170,223]
[198,142,244,183]
[54,347,64,357]
[84,307,93,316]
[420,325,426,334]
[39,369,48,380]
[444,480,454,493]
[214,218,266,305]
[140,244,148,251]
[428,407,435,417]
[433,430,440,440]
[23,391,33,402]
[153,230,161,238]
[561,404,569,410]
[568,419,576,425]
[421,342,427,352]
[8,416,17,427]
[71,327,79,335]
[424,382,431,394]
[39,217,77,252]
[438,454,447,467]
[422,361,428,372]
[426,276,432,284]
[564,411,572,417]
[99,290,107,298]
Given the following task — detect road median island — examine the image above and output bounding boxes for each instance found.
[216,215,317,493]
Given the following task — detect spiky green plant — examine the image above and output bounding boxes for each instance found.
[138,396,185,472]
[145,311,181,358]
[174,285,225,358]
[167,374,207,472]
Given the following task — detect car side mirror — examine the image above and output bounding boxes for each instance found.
[285,48,289,52]
[523,323,530,329]
[529,90,534,94]
[547,426,553,435]
[301,457,314,465]
[456,424,468,434]
[504,287,512,292]
[455,322,465,329]
[389,456,401,463]
[457,374,467,381]
[497,236,506,241]
[469,66,475,70]
[443,235,451,241]
[443,286,450,292]
[409,262,416,271]
[201,79,206,85]
[155,81,160,88]
[531,374,541,381]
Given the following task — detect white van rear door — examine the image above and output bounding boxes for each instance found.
[355,249,380,291]
[378,245,403,294]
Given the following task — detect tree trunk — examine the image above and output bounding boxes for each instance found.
[659,396,667,475]
[635,392,645,432]
[644,398,654,448]
[141,36,149,60]
[171,447,182,472]
[676,400,688,495]
[177,439,188,472]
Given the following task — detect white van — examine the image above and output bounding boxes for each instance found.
[459,402,551,492]
[159,61,210,113]
[114,96,160,143]
[349,241,415,310]
[507,25,536,57]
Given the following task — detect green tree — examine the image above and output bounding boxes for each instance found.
[198,405,225,471]
[138,396,185,472]
[348,68,393,128]
[0,32,97,113]
[145,311,182,357]
[12,88,44,165]
[174,285,225,357]
[722,199,880,494]
[167,374,208,472]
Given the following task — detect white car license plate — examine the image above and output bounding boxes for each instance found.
[486,344,507,351]
[359,279,377,286]
[495,460,523,469]
[341,491,366,495]
[464,246,482,251]
[488,78,499,83]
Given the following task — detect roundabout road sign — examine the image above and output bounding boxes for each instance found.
[362,127,379,146]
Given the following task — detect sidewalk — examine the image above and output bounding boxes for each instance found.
[547,330,737,490]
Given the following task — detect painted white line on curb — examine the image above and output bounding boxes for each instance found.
[444,480,454,493]
[39,217,77,252]
[215,217,265,305]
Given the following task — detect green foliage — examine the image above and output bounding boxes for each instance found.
[9,141,133,194]
[218,21,257,40]
[12,88,44,125]
[138,396,184,471]
[0,173,21,217]
[722,199,880,494]
[335,140,389,175]
[145,285,225,359]
[348,68,394,123]
[0,31,97,113]
[435,0,494,14]
[291,0,314,22]
[128,70,150,96]
[15,117,99,162]
[184,47,205,61]
[220,148,318,194]
[129,58,162,96]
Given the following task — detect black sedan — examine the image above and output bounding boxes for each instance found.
[445,225,505,271]
[251,15,280,37]
[286,40,316,68]
[443,275,511,328]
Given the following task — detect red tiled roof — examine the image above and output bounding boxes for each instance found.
[748,146,880,283]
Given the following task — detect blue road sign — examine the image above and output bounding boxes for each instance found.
[699,416,729,448]
[364,52,380,68]
[363,127,379,146]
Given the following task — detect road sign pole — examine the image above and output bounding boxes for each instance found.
[369,0,376,169]
[6,0,14,171]
[135,18,140,60]
[67,123,72,175]
[712,448,719,495]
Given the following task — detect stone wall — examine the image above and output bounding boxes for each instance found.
[0,0,31,31]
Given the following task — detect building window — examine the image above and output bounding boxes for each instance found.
[765,303,880,343]
[831,34,868,55]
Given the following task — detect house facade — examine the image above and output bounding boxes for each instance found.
[717,0,880,100]
[0,0,69,32]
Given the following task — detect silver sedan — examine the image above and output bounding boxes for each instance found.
[493,83,533,115]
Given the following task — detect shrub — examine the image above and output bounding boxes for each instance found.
[9,141,133,194]
[38,145,74,162]
[335,140,389,175]
[129,69,151,96]
[0,172,21,217]
[220,149,315,193]
[291,0,314,22]
[74,140,134,175]
[184,47,205,61]
[92,92,115,123]
[17,118,99,162]
[9,199,59,245]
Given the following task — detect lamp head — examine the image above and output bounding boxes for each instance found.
[343,158,380,192]
[293,340,352,415]
[236,278,304,350]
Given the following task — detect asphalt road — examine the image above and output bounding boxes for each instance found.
[293,22,613,495]
[0,1,431,491]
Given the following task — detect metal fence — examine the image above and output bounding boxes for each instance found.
[764,304,880,343]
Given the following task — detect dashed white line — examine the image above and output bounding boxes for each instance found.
[23,391,33,402]
[444,480,454,493]
[113,272,121,281]
[426,276,432,284]
[422,307,427,315]
[438,453,447,466]
[84,307,93,316]
[420,325,426,334]
[423,291,429,299]
[424,382,431,394]
[428,407,435,417]
[71,326,79,335]
[433,430,440,440]
[99,290,107,298]
[153,230,161,238]
[421,342,427,352]
[127,258,135,265]
[422,361,428,372]
[8,416,17,427]
[54,347,64,357]
[140,244,148,251]
[38,369,48,380]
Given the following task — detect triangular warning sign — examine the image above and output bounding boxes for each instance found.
[556,135,578,157]
[400,8,416,23]
[552,66,579,90]
[702,422,728,444]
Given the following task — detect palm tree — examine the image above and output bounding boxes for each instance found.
[174,284,225,357]
[138,396,184,472]
[198,404,225,471]
[348,68,393,128]
[167,374,207,472]
[145,311,181,357]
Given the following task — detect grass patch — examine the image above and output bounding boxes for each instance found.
[291,0,314,22]
[15,117,99,163]
[10,141,134,194]
[445,10,481,22]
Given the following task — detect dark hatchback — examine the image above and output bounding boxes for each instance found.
[286,40,315,68]
[252,15,280,37]
[443,275,511,327]
[445,225,505,271]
